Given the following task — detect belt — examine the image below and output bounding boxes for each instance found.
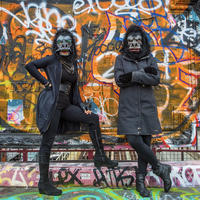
[59,83,71,95]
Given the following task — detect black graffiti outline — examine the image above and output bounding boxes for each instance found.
[112,167,135,187]
[93,167,110,187]
[93,167,135,188]
[50,167,83,185]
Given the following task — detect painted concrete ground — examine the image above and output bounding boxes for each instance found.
[0,187,200,200]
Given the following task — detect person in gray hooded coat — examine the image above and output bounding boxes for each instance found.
[114,25,171,197]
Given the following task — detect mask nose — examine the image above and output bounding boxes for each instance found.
[129,41,138,48]
[62,41,66,48]
[133,41,138,48]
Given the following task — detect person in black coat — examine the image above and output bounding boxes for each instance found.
[25,29,118,196]
[114,25,171,197]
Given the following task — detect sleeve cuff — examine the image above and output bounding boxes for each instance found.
[131,71,136,82]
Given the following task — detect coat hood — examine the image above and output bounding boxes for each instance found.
[52,28,77,62]
[120,25,151,60]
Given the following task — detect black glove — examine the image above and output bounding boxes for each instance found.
[144,67,157,75]
[119,72,132,83]
[80,102,89,112]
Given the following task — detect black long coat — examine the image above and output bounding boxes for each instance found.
[114,54,162,135]
[25,55,82,134]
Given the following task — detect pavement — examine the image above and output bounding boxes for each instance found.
[0,186,200,200]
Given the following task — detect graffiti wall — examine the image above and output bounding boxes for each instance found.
[0,0,200,147]
[1,161,200,188]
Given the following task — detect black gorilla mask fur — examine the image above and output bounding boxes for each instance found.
[120,25,150,60]
[52,29,77,62]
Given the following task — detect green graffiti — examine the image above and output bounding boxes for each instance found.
[0,187,200,200]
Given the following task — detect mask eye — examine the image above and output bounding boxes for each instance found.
[57,40,62,44]
[137,39,142,44]
[65,40,72,45]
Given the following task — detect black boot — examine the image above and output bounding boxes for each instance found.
[136,169,151,197]
[90,129,118,168]
[94,153,118,168]
[38,154,62,196]
[153,163,172,192]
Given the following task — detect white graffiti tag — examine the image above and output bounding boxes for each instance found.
[0,2,80,45]
[73,0,162,17]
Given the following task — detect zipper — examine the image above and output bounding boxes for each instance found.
[135,61,142,134]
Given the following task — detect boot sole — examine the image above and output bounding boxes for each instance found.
[39,189,62,196]
[94,160,118,168]
[136,188,151,197]
[94,163,118,168]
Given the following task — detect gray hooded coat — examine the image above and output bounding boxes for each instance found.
[114,26,162,135]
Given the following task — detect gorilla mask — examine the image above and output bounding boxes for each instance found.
[127,32,142,53]
[53,29,77,61]
[120,25,150,60]
[56,34,72,56]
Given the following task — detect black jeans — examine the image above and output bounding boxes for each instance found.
[126,135,158,174]
[39,104,100,163]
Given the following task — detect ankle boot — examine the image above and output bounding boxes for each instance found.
[94,153,118,168]
[136,169,151,197]
[38,154,62,196]
[89,129,118,168]
[153,162,172,192]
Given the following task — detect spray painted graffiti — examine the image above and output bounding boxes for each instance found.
[0,184,200,200]
[93,167,135,187]
[73,0,162,15]
[1,161,200,188]
[0,0,200,147]
[7,99,24,124]
[50,168,83,185]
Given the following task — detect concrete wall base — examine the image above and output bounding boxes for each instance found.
[0,161,200,188]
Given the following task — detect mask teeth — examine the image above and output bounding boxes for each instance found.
[56,47,71,52]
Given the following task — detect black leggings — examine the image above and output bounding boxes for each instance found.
[126,135,158,174]
[39,104,100,162]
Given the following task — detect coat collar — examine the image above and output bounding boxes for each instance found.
[122,54,150,62]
